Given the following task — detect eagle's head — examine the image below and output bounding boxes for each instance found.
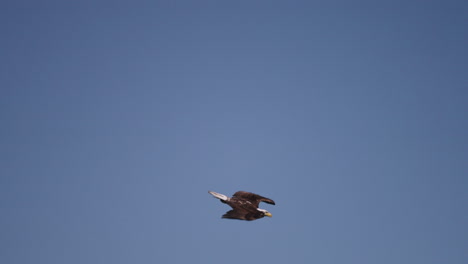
[257,208,273,217]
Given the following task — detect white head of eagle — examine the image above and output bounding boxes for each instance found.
[208,191,275,221]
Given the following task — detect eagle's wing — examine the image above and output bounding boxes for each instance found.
[222,209,264,221]
[232,191,275,207]
[222,209,248,220]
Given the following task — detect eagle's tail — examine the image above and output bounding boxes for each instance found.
[208,191,229,201]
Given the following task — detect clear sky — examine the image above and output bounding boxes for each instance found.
[1,1,467,264]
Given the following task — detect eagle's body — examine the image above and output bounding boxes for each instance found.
[208,191,275,221]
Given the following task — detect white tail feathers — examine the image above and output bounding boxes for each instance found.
[208,191,229,201]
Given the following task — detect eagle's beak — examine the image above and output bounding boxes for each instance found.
[265,212,272,217]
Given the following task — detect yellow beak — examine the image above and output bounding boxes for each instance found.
[264,212,272,217]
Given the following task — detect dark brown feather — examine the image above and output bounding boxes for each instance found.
[232,191,276,207]
[222,209,265,221]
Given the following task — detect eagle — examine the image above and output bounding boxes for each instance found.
[208,190,275,221]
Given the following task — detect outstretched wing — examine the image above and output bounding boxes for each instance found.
[222,209,248,220]
[232,191,275,207]
[222,209,264,221]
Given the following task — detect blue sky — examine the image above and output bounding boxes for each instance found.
[1,2,467,264]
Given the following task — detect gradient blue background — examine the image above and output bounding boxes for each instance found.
[1,1,467,263]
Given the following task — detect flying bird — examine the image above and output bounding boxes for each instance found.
[208,190,275,221]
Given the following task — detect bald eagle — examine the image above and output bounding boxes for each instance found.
[208,191,275,221]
